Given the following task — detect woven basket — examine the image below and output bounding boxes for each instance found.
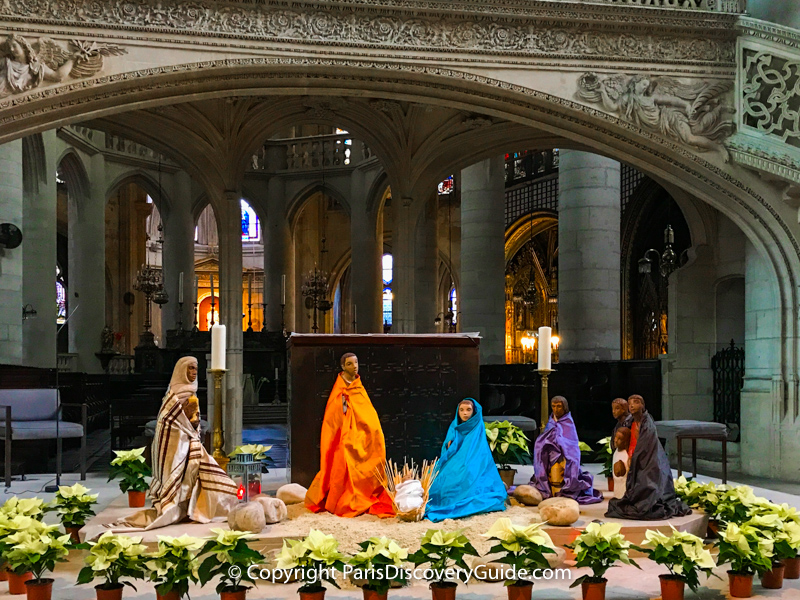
[375,458,439,522]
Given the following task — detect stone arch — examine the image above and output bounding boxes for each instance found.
[105,169,172,217]
[56,149,90,211]
[286,181,351,232]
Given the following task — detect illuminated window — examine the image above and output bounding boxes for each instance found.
[241,199,260,242]
[56,266,66,324]
[450,287,458,324]
[382,254,393,325]
[382,254,393,285]
[194,226,199,242]
[438,175,454,195]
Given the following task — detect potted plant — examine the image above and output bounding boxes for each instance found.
[0,516,54,594]
[565,522,639,600]
[108,448,151,508]
[76,532,147,600]
[711,485,762,526]
[483,518,556,600]
[747,500,800,580]
[484,421,530,488]
[51,483,98,542]
[144,535,204,600]
[637,528,716,600]
[594,437,614,492]
[198,528,265,600]
[0,499,47,583]
[274,528,347,600]
[408,529,479,600]
[348,536,409,600]
[4,525,71,600]
[716,521,774,598]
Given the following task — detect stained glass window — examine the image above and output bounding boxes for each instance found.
[382,254,393,325]
[450,287,458,324]
[382,254,393,285]
[241,199,260,242]
[56,266,66,324]
[438,175,454,195]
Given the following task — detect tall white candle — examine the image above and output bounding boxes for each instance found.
[537,326,552,371]
[274,367,279,381]
[178,272,184,304]
[211,324,226,370]
[281,274,286,306]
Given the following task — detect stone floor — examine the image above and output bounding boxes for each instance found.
[1,467,799,599]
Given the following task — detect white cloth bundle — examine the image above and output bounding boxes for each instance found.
[395,479,424,512]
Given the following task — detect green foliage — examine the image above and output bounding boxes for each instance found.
[483,518,556,586]
[565,522,639,588]
[76,532,147,590]
[144,535,204,598]
[408,529,479,585]
[594,437,614,478]
[108,448,151,493]
[52,483,98,528]
[198,529,265,594]
[484,421,531,469]
[637,528,716,592]
[4,524,71,582]
[274,529,347,593]
[349,537,409,595]
[715,522,774,576]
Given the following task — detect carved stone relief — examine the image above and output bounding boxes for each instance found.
[576,72,734,151]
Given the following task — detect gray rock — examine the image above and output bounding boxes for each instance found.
[253,495,288,523]
[538,497,580,526]
[513,484,543,506]
[228,501,267,533]
[277,483,307,505]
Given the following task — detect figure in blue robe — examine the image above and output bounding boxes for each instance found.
[530,396,602,505]
[425,398,507,522]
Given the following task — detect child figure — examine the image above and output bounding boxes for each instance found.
[612,427,631,499]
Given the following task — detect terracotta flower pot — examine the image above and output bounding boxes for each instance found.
[783,555,800,579]
[430,582,457,600]
[127,490,145,508]
[760,562,785,589]
[362,587,388,600]
[580,578,607,600]
[156,590,181,600]
[659,574,685,600]
[606,477,614,492]
[221,587,247,600]
[706,520,720,539]
[728,571,754,598]
[24,579,53,600]
[507,580,533,600]
[7,571,33,595]
[95,583,124,600]
[498,469,516,489]
[0,564,8,581]
[299,589,325,600]
[65,525,81,543]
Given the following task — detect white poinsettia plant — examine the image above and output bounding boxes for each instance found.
[595,437,614,478]
[76,532,148,591]
[0,497,47,520]
[349,536,409,595]
[3,521,71,582]
[197,529,264,594]
[145,535,204,599]
[52,483,98,528]
[275,529,347,593]
[565,522,639,588]
[0,514,51,567]
[745,511,800,561]
[484,421,531,469]
[408,529,480,586]
[108,447,151,493]
[715,521,774,576]
[484,518,556,586]
[637,528,716,592]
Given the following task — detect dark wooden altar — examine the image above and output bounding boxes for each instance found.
[287,334,480,487]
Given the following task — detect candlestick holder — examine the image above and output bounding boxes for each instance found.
[192,301,199,332]
[246,300,253,333]
[273,376,281,404]
[537,368,554,432]
[210,299,216,328]
[177,301,184,332]
[261,303,267,332]
[280,303,286,337]
[209,368,229,469]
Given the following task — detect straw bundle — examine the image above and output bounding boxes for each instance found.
[375,458,439,522]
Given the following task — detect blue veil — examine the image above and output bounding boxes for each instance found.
[425,398,507,522]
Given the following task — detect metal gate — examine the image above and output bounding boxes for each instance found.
[712,340,744,431]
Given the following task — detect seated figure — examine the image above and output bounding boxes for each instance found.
[425,398,507,522]
[530,396,602,505]
[610,397,633,452]
[612,427,631,500]
[605,394,691,520]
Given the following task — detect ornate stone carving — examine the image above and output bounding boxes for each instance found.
[302,97,347,120]
[0,34,125,97]
[463,115,493,129]
[576,72,734,151]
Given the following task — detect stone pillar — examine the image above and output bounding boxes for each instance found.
[350,171,382,333]
[217,190,243,451]
[414,196,439,334]
[557,150,621,361]
[68,151,105,373]
[263,171,293,332]
[21,133,57,368]
[391,196,416,333]
[0,140,23,365]
[460,156,506,363]
[161,171,195,333]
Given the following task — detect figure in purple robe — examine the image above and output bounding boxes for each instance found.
[530,396,602,505]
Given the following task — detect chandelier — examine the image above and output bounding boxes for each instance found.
[301,266,332,333]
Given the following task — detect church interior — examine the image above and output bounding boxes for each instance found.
[0,0,800,598]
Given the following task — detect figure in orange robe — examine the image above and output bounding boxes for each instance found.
[305,352,395,518]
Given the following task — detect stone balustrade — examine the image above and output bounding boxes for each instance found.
[249,134,374,173]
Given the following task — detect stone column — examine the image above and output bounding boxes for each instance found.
[0,140,23,365]
[263,171,293,332]
[68,151,106,373]
[21,133,57,368]
[414,196,439,334]
[161,171,195,333]
[391,196,417,333]
[217,190,243,451]
[557,150,621,361]
[460,156,506,363]
[350,170,383,333]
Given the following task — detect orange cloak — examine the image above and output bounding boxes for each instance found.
[305,374,395,518]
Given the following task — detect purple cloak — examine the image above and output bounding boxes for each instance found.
[530,412,603,505]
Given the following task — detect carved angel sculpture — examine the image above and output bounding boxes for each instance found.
[0,34,125,98]
[577,72,734,151]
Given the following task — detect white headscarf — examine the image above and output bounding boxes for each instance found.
[168,356,198,401]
